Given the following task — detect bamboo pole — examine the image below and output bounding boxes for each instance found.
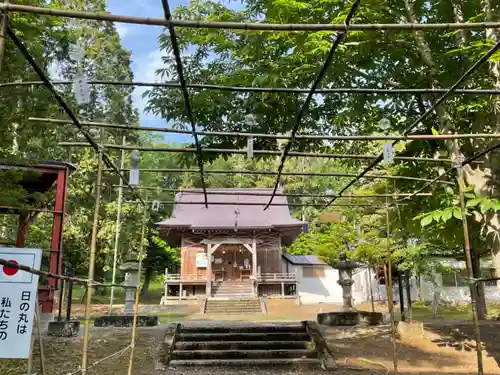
[452,139,484,375]
[324,38,500,210]
[265,0,360,210]
[368,267,375,313]
[385,198,398,374]
[111,185,433,198]
[3,3,500,31]
[58,141,458,164]
[81,128,105,375]
[109,136,126,313]
[127,195,149,375]
[35,302,46,375]
[3,82,500,95]
[30,116,500,141]
[124,200,404,207]
[0,0,10,73]
[99,166,454,184]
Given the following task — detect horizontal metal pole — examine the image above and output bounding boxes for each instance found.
[111,185,432,198]
[59,142,458,164]
[125,200,403,207]
[32,117,500,141]
[3,4,500,32]
[108,167,453,184]
[5,82,500,95]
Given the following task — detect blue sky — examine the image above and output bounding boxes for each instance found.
[106,0,244,144]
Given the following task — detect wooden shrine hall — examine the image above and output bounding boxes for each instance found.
[158,188,305,300]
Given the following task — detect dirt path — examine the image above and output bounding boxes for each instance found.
[1,323,499,375]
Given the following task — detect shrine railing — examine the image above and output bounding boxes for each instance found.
[257,273,296,281]
[165,274,206,282]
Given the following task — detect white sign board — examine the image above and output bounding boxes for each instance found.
[196,253,208,268]
[0,248,41,359]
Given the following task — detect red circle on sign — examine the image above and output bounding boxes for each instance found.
[3,260,19,276]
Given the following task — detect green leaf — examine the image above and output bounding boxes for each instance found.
[431,127,439,135]
[445,187,454,195]
[420,215,434,227]
[452,207,462,220]
[432,210,443,222]
[466,198,481,208]
[442,208,453,222]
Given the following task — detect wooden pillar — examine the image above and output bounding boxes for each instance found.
[179,283,183,301]
[206,244,212,297]
[281,282,285,296]
[252,237,257,296]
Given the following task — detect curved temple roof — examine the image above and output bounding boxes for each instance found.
[156,188,305,230]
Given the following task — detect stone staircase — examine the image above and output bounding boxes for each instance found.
[211,280,253,298]
[204,298,263,314]
[168,322,327,368]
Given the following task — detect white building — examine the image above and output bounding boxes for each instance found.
[353,257,500,304]
[281,253,343,304]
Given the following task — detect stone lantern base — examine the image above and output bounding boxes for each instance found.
[94,313,158,327]
[317,310,383,326]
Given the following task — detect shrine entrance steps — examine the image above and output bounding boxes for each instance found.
[168,322,327,369]
[211,280,253,298]
[204,298,263,314]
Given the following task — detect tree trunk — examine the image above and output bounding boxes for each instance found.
[141,264,154,296]
[471,249,488,320]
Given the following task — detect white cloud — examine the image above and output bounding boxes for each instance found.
[131,49,166,121]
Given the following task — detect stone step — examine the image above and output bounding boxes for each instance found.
[205,301,260,305]
[204,310,262,314]
[179,324,305,334]
[169,358,321,368]
[175,340,313,350]
[172,349,317,360]
[177,332,311,342]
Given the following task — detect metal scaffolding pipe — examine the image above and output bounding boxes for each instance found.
[59,142,459,164]
[105,167,453,184]
[2,3,500,32]
[111,185,432,198]
[30,117,500,141]
[6,82,500,95]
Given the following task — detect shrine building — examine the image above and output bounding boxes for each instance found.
[158,188,305,300]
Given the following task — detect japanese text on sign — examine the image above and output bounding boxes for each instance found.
[0,248,41,359]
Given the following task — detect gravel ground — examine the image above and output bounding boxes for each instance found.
[1,323,499,375]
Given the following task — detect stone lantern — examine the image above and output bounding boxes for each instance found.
[120,260,140,314]
[93,259,158,327]
[317,242,383,326]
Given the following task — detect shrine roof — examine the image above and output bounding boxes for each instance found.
[156,188,305,230]
[282,253,327,266]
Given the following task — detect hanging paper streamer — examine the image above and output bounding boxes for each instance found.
[129,149,140,186]
[382,143,393,163]
[152,200,160,212]
[69,44,84,63]
[73,73,90,105]
[247,136,254,159]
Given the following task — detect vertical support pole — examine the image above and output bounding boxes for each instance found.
[15,212,28,247]
[35,302,46,375]
[0,0,10,73]
[179,283,183,301]
[127,200,148,375]
[47,168,68,314]
[453,139,484,375]
[206,244,212,297]
[398,271,405,322]
[405,272,413,321]
[81,128,105,375]
[252,237,257,297]
[368,267,375,312]
[385,202,398,374]
[109,135,126,313]
[281,281,284,296]
[66,268,74,321]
